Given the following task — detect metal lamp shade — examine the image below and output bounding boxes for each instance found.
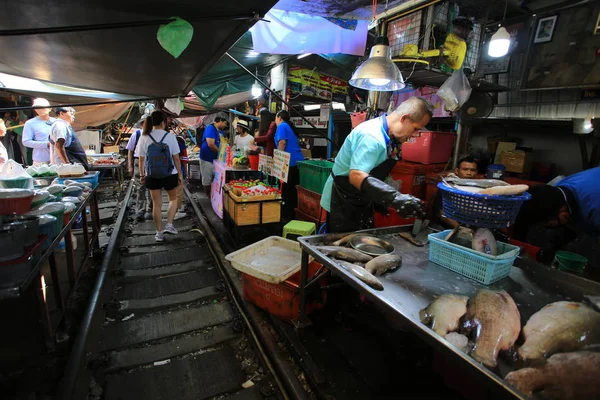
[349,43,405,91]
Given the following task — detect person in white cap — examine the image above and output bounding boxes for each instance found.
[233,119,254,150]
[22,98,56,165]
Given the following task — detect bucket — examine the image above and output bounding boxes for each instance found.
[486,164,506,180]
[248,154,259,171]
[555,251,587,274]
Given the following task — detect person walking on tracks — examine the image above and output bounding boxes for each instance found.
[137,111,183,242]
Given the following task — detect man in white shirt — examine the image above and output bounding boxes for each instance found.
[22,98,55,165]
[233,119,254,150]
[49,107,89,169]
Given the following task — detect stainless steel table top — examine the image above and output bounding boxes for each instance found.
[298,226,600,399]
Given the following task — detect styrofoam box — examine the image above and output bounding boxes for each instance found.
[225,236,312,284]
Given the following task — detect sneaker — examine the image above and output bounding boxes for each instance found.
[144,212,152,220]
[155,231,165,242]
[174,212,186,220]
[163,224,178,235]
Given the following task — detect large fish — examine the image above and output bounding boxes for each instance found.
[365,254,402,276]
[316,246,373,263]
[335,260,383,291]
[461,289,521,368]
[518,301,600,362]
[420,294,469,336]
[331,233,360,247]
[505,351,600,399]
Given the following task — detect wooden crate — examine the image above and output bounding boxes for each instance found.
[224,188,281,226]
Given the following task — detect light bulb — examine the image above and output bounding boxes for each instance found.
[368,78,391,86]
[251,81,262,98]
[488,27,510,58]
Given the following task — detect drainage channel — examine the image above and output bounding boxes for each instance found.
[60,184,287,400]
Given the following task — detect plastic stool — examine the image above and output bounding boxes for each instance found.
[282,220,316,239]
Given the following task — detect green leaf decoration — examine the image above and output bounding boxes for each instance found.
[157,17,194,59]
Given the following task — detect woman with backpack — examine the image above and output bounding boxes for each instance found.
[137,111,182,242]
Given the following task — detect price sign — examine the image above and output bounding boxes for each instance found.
[272,150,291,182]
[258,154,273,175]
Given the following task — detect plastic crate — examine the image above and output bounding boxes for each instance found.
[55,171,100,189]
[401,131,456,164]
[297,160,334,195]
[437,182,531,229]
[373,207,415,228]
[429,230,520,285]
[241,260,327,322]
[294,207,325,227]
[390,161,447,199]
[0,195,34,215]
[296,185,326,221]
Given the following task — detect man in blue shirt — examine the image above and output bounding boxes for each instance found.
[320,97,432,233]
[514,167,600,238]
[22,98,55,165]
[199,116,228,196]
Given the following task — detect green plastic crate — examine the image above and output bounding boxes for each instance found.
[297,160,334,195]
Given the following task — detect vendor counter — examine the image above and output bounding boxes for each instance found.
[297,226,600,399]
[210,160,261,218]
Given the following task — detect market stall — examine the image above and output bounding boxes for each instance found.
[0,166,100,365]
[295,226,600,399]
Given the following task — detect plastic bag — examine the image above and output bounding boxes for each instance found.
[437,68,472,112]
[0,160,34,189]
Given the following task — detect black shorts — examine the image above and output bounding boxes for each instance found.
[145,174,179,191]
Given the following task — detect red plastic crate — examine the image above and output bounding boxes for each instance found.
[296,185,327,223]
[509,239,541,260]
[241,260,327,322]
[294,207,326,227]
[373,207,415,228]
[402,131,456,164]
[390,161,447,200]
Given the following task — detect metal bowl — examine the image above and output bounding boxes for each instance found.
[350,235,395,257]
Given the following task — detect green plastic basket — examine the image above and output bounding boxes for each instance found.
[297,160,334,195]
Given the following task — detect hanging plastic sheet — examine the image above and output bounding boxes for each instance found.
[250,10,368,56]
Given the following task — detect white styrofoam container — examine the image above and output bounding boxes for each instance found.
[225,236,308,284]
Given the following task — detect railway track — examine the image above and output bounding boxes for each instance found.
[58,181,292,400]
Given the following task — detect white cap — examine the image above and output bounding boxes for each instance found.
[237,119,249,131]
[32,98,50,107]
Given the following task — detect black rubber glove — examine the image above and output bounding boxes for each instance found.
[360,176,425,219]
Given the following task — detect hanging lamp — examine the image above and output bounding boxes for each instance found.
[488,0,511,58]
[349,35,405,91]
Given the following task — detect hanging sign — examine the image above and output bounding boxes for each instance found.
[258,154,273,175]
[272,150,291,182]
[287,66,348,103]
[290,116,328,129]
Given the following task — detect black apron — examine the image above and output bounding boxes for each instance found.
[328,114,401,233]
[49,123,89,169]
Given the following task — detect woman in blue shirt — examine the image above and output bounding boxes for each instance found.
[274,110,304,222]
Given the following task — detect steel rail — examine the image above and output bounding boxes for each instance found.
[57,179,134,400]
[184,186,310,400]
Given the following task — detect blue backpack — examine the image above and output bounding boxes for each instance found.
[145,132,174,178]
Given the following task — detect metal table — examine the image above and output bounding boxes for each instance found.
[297,226,600,399]
[89,160,126,185]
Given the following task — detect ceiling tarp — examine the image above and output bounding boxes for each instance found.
[272,0,414,19]
[71,103,133,131]
[0,0,278,98]
[192,33,290,108]
[0,73,140,106]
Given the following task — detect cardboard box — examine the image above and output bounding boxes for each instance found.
[500,150,533,173]
[103,145,119,154]
[494,142,517,164]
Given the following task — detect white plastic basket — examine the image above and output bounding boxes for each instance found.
[225,236,311,284]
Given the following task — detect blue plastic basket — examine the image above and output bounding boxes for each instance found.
[437,182,531,228]
[56,171,100,189]
[428,230,520,285]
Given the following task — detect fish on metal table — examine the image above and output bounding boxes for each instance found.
[334,259,383,291]
[316,246,373,263]
[461,289,521,368]
[331,233,360,247]
[505,351,600,400]
[365,254,402,276]
[518,301,600,363]
[420,294,469,336]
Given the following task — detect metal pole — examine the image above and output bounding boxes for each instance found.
[225,52,337,149]
[452,122,463,169]
[281,61,288,111]
[0,95,178,113]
